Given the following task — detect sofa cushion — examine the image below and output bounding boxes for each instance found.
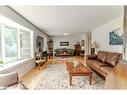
[100,66,113,75]
[97,51,107,62]
[105,52,120,66]
[87,60,110,69]
[87,55,97,60]
[0,72,18,87]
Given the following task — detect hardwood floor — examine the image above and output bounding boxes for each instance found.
[20,56,85,89]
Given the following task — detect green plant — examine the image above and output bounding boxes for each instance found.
[0,60,4,64]
[72,60,79,69]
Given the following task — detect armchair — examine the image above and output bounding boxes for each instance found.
[0,72,27,90]
[35,52,47,70]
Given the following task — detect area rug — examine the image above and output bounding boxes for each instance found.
[52,57,78,64]
[53,56,77,61]
[34,64,104,90]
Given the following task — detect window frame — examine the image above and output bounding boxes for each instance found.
[0,24,2,61]
[0,24,34,64]
[19,29,32,60]
[4,25,19,63]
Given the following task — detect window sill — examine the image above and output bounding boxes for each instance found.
[0,58,34,73]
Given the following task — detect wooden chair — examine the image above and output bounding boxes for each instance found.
[35,52,46,70]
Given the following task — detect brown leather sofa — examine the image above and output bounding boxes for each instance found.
[86,51,122,79]
[54,48,74,56]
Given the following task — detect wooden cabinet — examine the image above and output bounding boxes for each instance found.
[74,44,81,56]
[48,40,53,56]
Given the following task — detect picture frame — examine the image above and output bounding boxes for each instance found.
[60,42,69,46]
[109,28,123,45]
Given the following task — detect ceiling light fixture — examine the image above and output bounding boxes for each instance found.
[64,33,68,35]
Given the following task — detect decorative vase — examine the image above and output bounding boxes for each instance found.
[72,60,79,69]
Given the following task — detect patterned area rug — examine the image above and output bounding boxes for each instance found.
[34,64,104,90]
[52,57,78,64]
[53,56,77,61]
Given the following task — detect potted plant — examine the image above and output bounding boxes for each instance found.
[72,60,79,69]
[0,60,4,67]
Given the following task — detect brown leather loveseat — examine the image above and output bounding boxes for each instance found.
[54,48,74,56]
[86,51,122,79]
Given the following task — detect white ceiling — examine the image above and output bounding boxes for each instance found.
[11,6,123,36]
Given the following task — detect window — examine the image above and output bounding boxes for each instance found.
[0,26,2,61]
[0,15,33,64]
[20,30,31,59]
[4,26,18,62]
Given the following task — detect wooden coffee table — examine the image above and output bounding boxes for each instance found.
[66,62,93,85]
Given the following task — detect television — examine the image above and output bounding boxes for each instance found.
[37,36,44,47]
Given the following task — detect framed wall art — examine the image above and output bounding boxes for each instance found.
[109,28,123,45]
[60,42,69,46]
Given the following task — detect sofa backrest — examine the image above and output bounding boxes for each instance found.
[105,52,122,66]
[54,48,74,53]
[66,49,74,53]
[97,51,107,62]
[97,51,122,66]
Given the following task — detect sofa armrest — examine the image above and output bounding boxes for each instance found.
[86,55,97,60]
[104,62,127,89]
[0,72,19,87]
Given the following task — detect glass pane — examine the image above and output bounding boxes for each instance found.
[0,27,1,61]
[20,30,31,59]
[4,26,18,62]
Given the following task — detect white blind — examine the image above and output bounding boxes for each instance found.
[0,15,33,64]
[20,30,31,59]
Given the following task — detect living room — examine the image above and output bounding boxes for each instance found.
[0,4,127,94]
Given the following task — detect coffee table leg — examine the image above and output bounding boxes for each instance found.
[89,74,92,85]
[69,75,72,85]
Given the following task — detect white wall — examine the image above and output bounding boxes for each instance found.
[50,35,81,50]
[92,17,123,53]
[0,6,49,52]
[0,6,49,77]
[80,34,86,41]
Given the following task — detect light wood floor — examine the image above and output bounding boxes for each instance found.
[20,56,85,89]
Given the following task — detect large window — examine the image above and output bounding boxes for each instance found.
[20,30,31,59]
[0,16,33,64]
[4,26,18,62]
[0,26,2,61]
